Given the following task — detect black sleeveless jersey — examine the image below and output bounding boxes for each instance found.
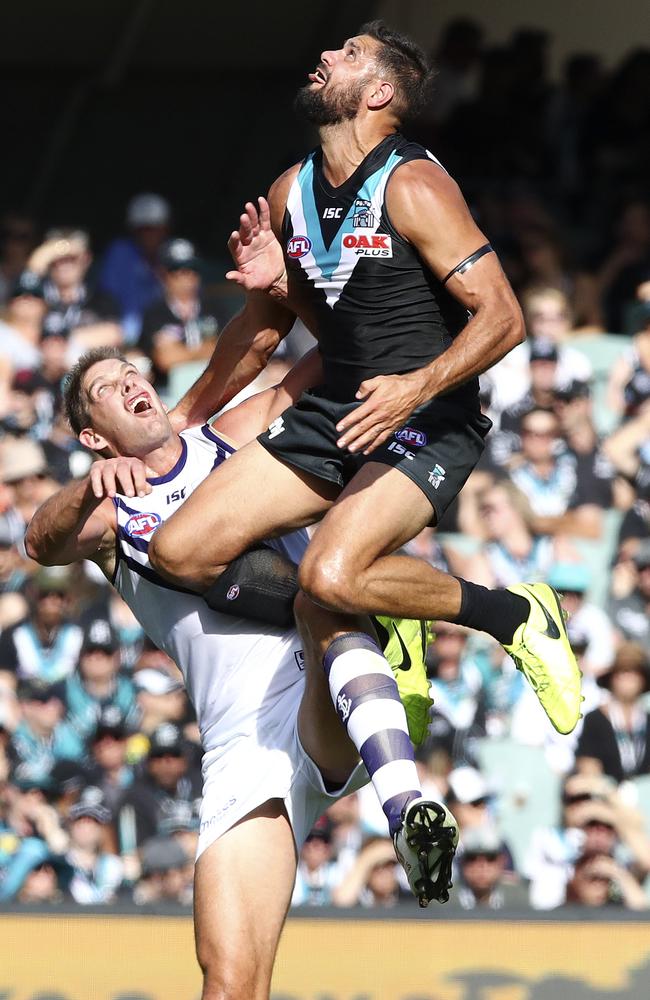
[282,132,478,408]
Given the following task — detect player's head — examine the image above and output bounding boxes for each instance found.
[295,21,430,128]
[63,347,173,459]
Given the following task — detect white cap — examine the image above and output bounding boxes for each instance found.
[126,193,170,228]
[448,766,489,804]
[133,667,183,696]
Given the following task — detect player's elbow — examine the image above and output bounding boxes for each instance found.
[24,523,51,565]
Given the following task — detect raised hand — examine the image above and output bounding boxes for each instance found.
[225,197,287,298]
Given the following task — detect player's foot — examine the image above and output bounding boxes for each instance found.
[393,797,458,907]
[503,583,582,735]
[372,616,433,746]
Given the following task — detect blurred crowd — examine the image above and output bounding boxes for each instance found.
[1,19,650,911]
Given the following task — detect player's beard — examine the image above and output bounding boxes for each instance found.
[294,77,368,126]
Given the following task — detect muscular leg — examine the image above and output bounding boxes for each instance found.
[149,440,338,590]
[299,462,527,643]
[194,799,297,1000]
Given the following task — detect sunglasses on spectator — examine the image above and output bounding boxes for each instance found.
[521,427,556,438]
[463,851,500,863]
[563,792,593,806]
[5,472,48,486]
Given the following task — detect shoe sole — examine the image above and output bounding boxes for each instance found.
[404,801,457,907]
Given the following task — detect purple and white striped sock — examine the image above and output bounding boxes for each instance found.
[324,632,421,836]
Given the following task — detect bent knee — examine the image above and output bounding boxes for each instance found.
[298,551,358,611]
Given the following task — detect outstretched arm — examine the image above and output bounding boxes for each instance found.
[168,292,295,432]
[24,459,147,568]
[336,160,525,454]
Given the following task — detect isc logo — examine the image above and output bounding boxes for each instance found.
[286,235,312,259]
[396,427,427,447]
[387,441,415,460]
[342,233,393,257]
[125,512,161,537]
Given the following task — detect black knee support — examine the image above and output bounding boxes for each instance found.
[202,544,299,628]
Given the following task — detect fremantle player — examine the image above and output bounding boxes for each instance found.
[25,342,386,1000]
[148,21,582,906]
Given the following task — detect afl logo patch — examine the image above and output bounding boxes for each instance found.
[396,427,427,447]
[286,235,312,259]
[125,512,161,537]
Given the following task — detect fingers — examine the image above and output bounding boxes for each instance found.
[130,461,151,498]
[89,464,106,499]
[336,403,384,452]
[225,269,246,285]
[258,196,271,230]
[244,201,260,233]
[100,464,117,499]
[90,460,151,500]
[355,377,381,400]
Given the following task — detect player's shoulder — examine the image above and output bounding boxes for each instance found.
[269,162,302,204]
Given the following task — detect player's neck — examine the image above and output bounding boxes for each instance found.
[319,121,394,187]
[139,433,184,479]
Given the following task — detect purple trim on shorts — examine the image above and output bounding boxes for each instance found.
[323,633,382,676]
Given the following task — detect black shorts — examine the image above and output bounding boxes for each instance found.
[258,388,492,523]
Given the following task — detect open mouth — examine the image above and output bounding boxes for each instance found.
[127,391,153,416]
[308,66,328,85]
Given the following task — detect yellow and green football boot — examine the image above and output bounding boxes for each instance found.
[502,583,582,735]
[372,615,433,746]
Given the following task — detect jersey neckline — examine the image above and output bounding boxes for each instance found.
[313,133,397,198]
[146,436,188,485]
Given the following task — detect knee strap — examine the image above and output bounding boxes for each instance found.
[202,544,299,628]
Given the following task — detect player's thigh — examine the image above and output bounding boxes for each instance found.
[303,461,433,581]
[150,439,337,580]
[194,798,297,1000]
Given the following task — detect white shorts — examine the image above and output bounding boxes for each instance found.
[196,700,368,860]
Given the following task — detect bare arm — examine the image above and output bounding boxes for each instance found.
[212,347,323,445]
[25,476,115,567]
[336,160,525,454]
[152,334,215,376]
[168,292,295,432]
[24,457,154,570]
[602,405,650,479]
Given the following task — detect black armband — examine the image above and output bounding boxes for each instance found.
[202,544,298,628]
[441,243,494,285]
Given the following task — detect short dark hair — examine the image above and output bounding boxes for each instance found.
[360,20,432,121]
[63,347,127,435]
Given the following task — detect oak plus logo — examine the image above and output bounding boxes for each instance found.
[342,233,393,257]
[286,235,312,259]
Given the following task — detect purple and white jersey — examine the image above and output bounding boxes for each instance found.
[111,423,308,767]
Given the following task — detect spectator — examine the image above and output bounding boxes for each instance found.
[133,665,187,735]
[98,193,170,342]
[0,510,32,623]
[85,707,134,816]
[597,200,650,333]
[0,436,57,532]
[9,680,85,789]
[65,787,123,904]
[134,835,192,905]
[426,623,485,760]
[509,408,578,517]
[607,295,650,419]
[576,642,650,782]
[609,540,650,655]
[603,406,650,546]
[15,851,72,904]
[546,563,616,678]
[116,723,201,849]
[139,238,220,393]
[27,230,122,352]
[332,837,407,908]
[291,818,341,907]
[450,827,527,910]
[0,213,36,306]
[58,619,138,741]
[447,766,516,872]
[0,271,46,377]
[564,851,647,909]
[0,567,82,683]
[499,337,561,440]
[459,480,556,588]
[524,772,650,909]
